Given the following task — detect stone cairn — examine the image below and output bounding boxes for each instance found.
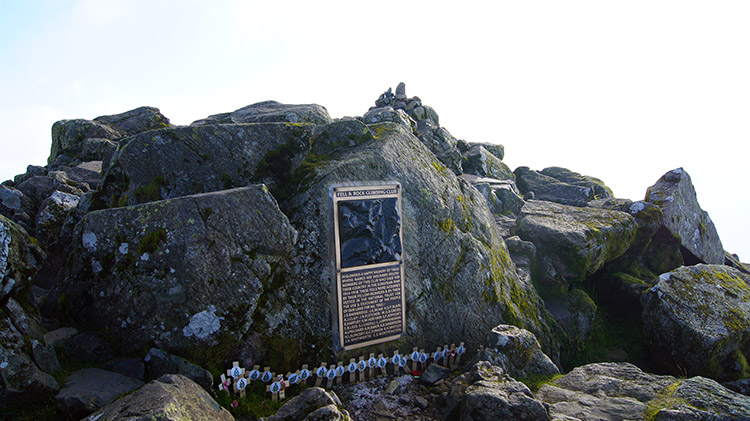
[219,342,466,402]
[373,82,422,112]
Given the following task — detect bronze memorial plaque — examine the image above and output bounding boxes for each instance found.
[332,183,405,350]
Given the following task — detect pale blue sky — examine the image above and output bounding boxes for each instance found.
[1,0,749,260]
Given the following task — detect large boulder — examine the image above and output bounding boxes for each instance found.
[85,374,233,420]
[270,121,558,363]
[462,145,515,181]
[538,362,750,420]
[540,167,613,201]
[49,106,170,166]
[641,264,750,380]
[515,200,637,296]
[478,324,560,379]
[93,122,315,208]
[267,387,348,421]
[191,100,331,126]
[646,168,724,264]
[514,167,597,207]
[55,368,144,419]
[447,361,550,420]
[63,185,297,353]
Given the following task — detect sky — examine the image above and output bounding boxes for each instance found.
[1,1,748,260]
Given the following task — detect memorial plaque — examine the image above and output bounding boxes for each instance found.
[332,183,405,350]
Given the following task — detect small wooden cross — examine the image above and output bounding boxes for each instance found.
[433,346,444,366]
[218,374,231,393]
[335,362,344,385]
[411,347,420,373]
[357,356,367,382]
[314,362,328,387]
[325,363,337,388]
[418,349,428,372]
[377,353,388,377]
[261,367,273,383]
[448,343,457,370]
[455,341,466,369]
[247,365,261,382]
[347,358,357,383]
[368,353,377,379]
[266,373,281,402]
[299,364,310,385]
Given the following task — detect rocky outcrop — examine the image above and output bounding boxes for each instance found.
[515,200,637,296]
[448,361,550,420]
[63,185,297,353]
[641,264,750,380]
[93,122,315,208]
[191,100,331,126]
[50,106,171,166]
[462,145,515,181]
[646,168,724,264]
[537,362,750,420]
[85,374,233,420]
[280,121,557,358]
[478,324,560,379]
[514,167,603,206]
[55,368,144,419]
[266,387,349,421]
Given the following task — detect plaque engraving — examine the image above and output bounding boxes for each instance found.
[332,183,405,350]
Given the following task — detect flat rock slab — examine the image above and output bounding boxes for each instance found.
[66,185,296,353]
[56,368,144,419]
[85,374,233,420]
[191,100,331,126]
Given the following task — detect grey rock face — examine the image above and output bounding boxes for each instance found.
[515,200,637,295]
[191,100,331,126]
[479,324,560,379]
[267,387,346,421]
[515,167,597,207]
[283,121,556,357]
[540,167,613,201]
[85,374,233,420]
[35,190,79,245]
[94,122,314,208]
[64,185,296,353]
[362,106,416,131]
[462,145,515,181]
[145,348,213,391]
[93,106,171,136]
[646,168,724,264]
[448,362,549,420]
[55,368,144,419]
[463,175,525,216]
[666,376,750,420]
[468,142,504,161]
[641,264,750,380]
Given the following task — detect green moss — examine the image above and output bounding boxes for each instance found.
[265,336,301,374]
[431,160,449,176]
[437,218,455,234]
[134,175,166,203]
[219,173,233,190]
[139,228,167,254]
[215,380,285,418]
[519,373,564,392]
[644,380,690,421]
[199,207,213,224]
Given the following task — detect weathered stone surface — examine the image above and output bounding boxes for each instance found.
[85,374,233,420]
[505,236,536,276]
[468,176,525,217]
[362,106,416,131]
[94,122,314,208]
[541,167,613,201]
[646,168,724,264]
[1,215,43,301]
[55,368,144,419]
[538,362,674,420]
[420,362,451,385]
[515,167,596,207]
[63,332,115,364]
[93,106,171,136]
[64,185,297,353]
[267,387,347,421]
[105,357,145,380]
[515,200,637,295]
[469,142,504,161]
[144,348,212,391]
[641,264,750,380]
[50,119,122,165]
[478,324,560,379]
[279,121,557,360]
[0,315,59,403]
[0,185,34,230]
[192,100,331,126]
[462,145,515,181]
[448,362,549,420]
[35,190,79,245]
[415,125,464,174]
[539,362,750,420]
